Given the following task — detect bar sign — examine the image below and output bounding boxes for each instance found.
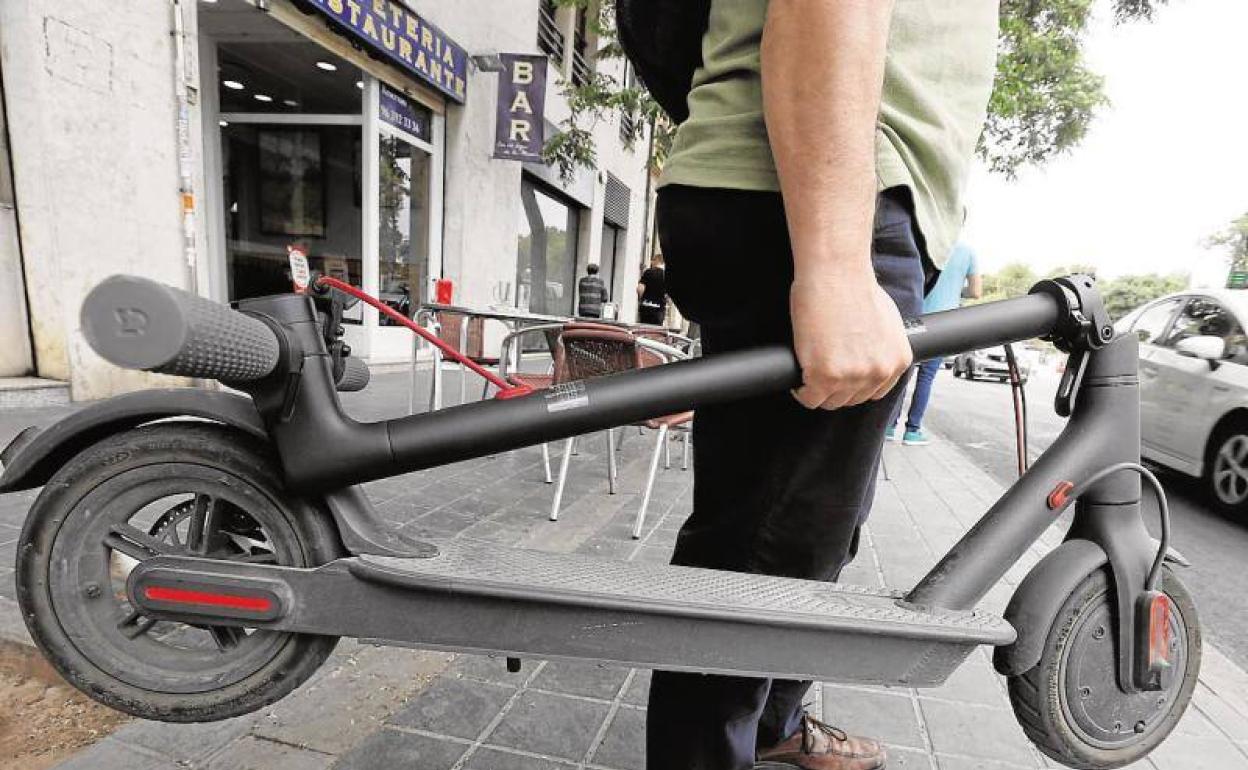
[494,54,548,163]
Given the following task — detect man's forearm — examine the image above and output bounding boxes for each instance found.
[761,0,894,284]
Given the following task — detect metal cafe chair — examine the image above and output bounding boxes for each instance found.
[633,337,694,538]
[411,309,504,412]
[436,311,501,405]
[548,327,693,538]
[498,323,569,484]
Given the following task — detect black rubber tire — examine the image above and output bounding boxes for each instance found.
[16,423,343,722]
[1008,568,1200,769]
[1203,418,1248,517]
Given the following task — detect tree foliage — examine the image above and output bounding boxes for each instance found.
[978,262,1186,319]
[1098,273,1189,319]
[1204,212,1248,274]
[544,0,1165,180]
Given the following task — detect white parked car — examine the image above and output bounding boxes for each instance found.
[950,348,1032,385]
[1116,290,1248,514]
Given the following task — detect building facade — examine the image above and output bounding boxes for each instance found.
[0,0,654,400]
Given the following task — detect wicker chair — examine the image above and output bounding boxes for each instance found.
[550,326,693,538]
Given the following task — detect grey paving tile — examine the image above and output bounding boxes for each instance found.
[487,690,611,760]
[112,716,253,763]
[389,675,513,740]
[205,735,334,770]
[588,706,644,770]
[927,653,1008,707]
[464,746,576,770]
[252,645,451,754]
[331,728,466,770]
[448,653,532,688]
[532,661,629,701]
[0,567,14,601]
[821,685,926,751]
[1172,700,1223,738]
[919,698,1035,766]
[887,746,937,769]
[54,739,178,770]
[1193,683,1248,743]
[1148,732,1248,770]
[934,754,1034,770]
[621,670,652,707]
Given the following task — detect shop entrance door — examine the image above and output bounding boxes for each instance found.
[370,83,443,361]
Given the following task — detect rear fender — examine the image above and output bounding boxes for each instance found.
[0,389,268,492]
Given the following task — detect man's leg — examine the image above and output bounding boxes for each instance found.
[755,200,926,746]
[904,357,943,432]
[645,186,923,770]
[886,366,915,432]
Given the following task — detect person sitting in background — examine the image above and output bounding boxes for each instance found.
[886,240,983,445]
[637,253,668,325]
[577,263,609,318]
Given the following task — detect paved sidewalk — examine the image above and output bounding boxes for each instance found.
[1,370,1247,769]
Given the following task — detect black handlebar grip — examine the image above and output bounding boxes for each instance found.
[81,275,281,382]
[336,356,371,392]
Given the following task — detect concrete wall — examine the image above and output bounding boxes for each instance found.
[0,0,188,399]
[0,59,34,377]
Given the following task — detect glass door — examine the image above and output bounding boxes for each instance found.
[377,134,431,324]
[369,81,443,360]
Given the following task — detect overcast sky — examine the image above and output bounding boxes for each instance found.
[960,0,1248,287]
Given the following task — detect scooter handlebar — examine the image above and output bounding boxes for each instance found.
[81,274,1064,405]
[82,275,281,382]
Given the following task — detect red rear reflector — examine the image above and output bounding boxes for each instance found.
[144,585,273,613]
[1047,481,1075,510]
[1148,594,1173,668]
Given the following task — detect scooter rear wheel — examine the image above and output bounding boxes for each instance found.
[1008,567,1200,769]
[16,423,342,722]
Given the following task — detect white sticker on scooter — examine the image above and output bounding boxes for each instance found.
[545,381,589,412]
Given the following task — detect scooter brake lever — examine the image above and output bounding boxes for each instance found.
[1055,348,1089,418]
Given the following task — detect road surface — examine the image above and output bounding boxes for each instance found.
[919,363,1248,671]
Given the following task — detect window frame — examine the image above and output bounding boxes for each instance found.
[1127,296,1186,348]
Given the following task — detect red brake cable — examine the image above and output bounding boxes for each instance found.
[313,276,532,399]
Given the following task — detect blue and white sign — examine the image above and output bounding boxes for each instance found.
[379,83,432,142]
[305,0,468,103]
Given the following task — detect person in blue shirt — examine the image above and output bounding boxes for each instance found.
[886,241,982,445]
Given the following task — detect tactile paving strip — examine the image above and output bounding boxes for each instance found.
[355,540,1013,643]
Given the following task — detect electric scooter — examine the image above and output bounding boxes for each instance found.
[0,273,1199,770]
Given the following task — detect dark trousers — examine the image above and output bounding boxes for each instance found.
[639,306,666,325]
[890,356,944,433]
[645,185,925,770]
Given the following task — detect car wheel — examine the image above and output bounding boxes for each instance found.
[1205,420,1248,515]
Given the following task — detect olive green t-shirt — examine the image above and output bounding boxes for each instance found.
[659,0,999,268]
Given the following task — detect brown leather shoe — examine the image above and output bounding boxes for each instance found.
[755,714,887,769]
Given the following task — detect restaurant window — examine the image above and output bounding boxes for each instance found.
[517,177,580,317]
[215,29,363,306]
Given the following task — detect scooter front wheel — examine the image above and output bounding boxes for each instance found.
[16,423,342,722]
[1008,567,1200,769]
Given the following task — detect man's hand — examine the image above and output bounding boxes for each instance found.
[791,274,911,410]
[762,0,899,409]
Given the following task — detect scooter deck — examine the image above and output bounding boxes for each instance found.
[132,539,1016,686]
